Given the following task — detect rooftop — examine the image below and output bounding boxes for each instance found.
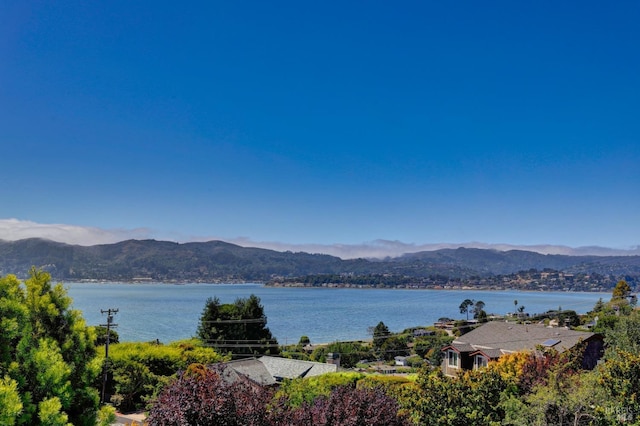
[448,321,598,354]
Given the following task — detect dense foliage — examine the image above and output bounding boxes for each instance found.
[274,372,364,407]
[105,340,225,411]
[309,341,370,368]
[147,364,274,426]
[3,267,640,425]
[147,365,410,426]
[274,383,411,426]
[0,269,101,425]
[196,294,279,357]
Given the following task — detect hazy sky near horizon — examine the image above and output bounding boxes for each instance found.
[1,1,639,250]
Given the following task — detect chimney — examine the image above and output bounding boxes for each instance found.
[326,352,340,368]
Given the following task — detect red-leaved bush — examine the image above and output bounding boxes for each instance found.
[146,366,273,426]
[147,364,409,426]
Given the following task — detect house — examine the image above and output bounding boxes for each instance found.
[413,329,435,337]
[214,356,339,386]
[373,364,397,375]
[441,321,603,377]
[394,356,409,366]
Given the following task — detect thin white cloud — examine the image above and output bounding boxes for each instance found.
[1,218,637,258]
[0,218,152,246]
[202,238,640,259]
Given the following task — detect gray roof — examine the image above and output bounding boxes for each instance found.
[259,356,338,380]
[448,342,475,353]
[450,321,598,354]
[222,358,277,386]
[219,356,338,386]
[470,348,505,359]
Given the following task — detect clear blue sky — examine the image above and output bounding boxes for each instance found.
[1,1,639,251]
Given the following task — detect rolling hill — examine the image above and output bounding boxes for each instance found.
[0,238,638,282]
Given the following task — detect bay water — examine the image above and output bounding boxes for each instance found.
[65,282,608,345]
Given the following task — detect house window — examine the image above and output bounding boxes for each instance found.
[448,350,459,368]
[474,355,488,370]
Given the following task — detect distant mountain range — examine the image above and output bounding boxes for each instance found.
[0,238,639,282]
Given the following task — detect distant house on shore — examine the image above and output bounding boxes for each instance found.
[441,321,603,377]
[394,356,409,366]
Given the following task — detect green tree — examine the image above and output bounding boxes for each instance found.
[612,280,631,300]
[370,321,391,354]
[196,294,279,357]
[311,341,369,368]
[380,336,409,362]
[604,310,640,356]
[591,297,605,313]
[459,299,474,320]
[413,332,454,366]
[0,269,101,425]
[0,376,23,425]
[473,300,487,322]
[598,350,640,422]
[403,368,513,425]
[298,335,310,346]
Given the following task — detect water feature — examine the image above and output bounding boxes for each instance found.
[66,282,608,344]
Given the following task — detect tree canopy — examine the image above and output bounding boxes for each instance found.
[0,269,101,425]
[196,294,279,357]
[612,280,632,300]
[370,321,391,353]
[459,299,474,320]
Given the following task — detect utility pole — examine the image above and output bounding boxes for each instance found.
[100,308,118,404]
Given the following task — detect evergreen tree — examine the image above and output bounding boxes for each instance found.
[459,299,474,320]
[370,321,391,354]
[0,268,100,425]
[196,295,279,356]
[612,280,631,300]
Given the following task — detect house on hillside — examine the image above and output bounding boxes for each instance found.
[213,356,338,386]
[441,321,603,377]
[394,356,409,366]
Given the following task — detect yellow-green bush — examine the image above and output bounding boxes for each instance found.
[275,372,365,407]
[104,339,225,411]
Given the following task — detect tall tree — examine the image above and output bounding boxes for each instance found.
[473,300,486,319]
[370,321,391,353]
[459,299,474,320]
[0,269,100,425]
[196,295,279,356]
[612,280,631,300]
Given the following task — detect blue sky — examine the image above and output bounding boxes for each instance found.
[1,1,639,255]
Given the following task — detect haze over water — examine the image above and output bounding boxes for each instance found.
[67,283,607,344]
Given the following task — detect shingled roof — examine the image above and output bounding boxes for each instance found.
[218,356,338,386]
[449,321,597,354]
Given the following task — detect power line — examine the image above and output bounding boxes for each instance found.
[201,318,267,324]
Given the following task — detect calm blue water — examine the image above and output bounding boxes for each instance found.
[65,282,608,345]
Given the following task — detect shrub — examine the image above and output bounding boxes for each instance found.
[106,340,224,411]
[273,384,411,426]
[147,365,273,426]
[275,372,364,408]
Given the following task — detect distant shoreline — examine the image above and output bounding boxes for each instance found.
[63,279,614,295]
